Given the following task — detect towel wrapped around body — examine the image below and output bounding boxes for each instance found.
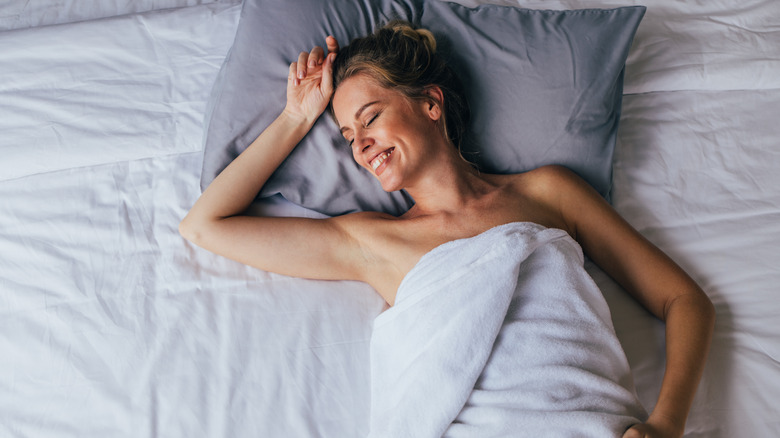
[368,222,647,437]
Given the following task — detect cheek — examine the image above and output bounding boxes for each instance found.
[400,107,436,136]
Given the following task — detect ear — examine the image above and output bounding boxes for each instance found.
[421,85,444,121]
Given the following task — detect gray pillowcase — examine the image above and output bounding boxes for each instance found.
[200,0,645,216]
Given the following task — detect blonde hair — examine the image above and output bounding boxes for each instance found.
[330,20,470,153]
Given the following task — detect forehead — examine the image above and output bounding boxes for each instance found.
[332,74,400,123]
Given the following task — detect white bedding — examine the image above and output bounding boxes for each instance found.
[1,0,779,437]
[370,223,646,437]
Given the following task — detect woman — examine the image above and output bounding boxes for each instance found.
[180,21,714,438]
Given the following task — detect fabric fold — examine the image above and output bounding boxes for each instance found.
[369,222,646,437]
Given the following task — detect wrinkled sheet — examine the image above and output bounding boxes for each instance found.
[0,1,239,182]
[1,0,779,437]
[0,0,234,31]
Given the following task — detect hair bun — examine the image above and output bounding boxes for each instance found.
[388,21,437,53]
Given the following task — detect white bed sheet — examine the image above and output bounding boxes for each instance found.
[0,0,234,31]
[612,88,780,436]
[1,0,779,437]
[0,1,240,182]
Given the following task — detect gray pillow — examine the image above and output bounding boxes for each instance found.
[200,0,645,216]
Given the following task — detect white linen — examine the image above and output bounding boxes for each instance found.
[612,88,780,437]
[0,151,386,437]
[1,0,779,437]
[0,2,382,437]
[0,0,234,31]
[369,222,646,437]
[0,1,240,182]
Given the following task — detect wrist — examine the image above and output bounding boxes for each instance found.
[646,411,685,438]
[281,106,320,129]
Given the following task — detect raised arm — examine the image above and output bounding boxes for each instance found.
[535,166,715,438]
[179,38,366,281]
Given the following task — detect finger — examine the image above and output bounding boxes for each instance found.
[326,35,339,54]
[321,52,336,95]
[309,46,325,67]
[297,51,308,80]
[289,61,299,86]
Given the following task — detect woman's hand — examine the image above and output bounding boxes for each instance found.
[283,36,339,125]
[623,415,684,438]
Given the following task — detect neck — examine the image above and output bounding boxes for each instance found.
[402,152,493,218]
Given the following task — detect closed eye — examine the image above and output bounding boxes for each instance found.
[344,111,381,148]
[365,112,379,127]
[341,129,354,147]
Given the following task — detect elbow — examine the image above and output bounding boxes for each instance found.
[673,289,717,330]
[178,215,203,245]
[702,292,717,330]
[694,287,716,326]
[664,288,716,330]
[179,210,229,249]
[697,292,717,351]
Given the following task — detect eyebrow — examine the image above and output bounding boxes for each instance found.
[339,100,381,134]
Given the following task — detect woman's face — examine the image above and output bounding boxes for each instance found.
[332,73,444,192]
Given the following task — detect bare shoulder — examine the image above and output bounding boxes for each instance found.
[489,165,597,234]
[331,210,400,243]
[484,165,591,200]
[329,210,397,258]
[536,165,614,237]
[333,210,431,264]
[331,210,415,258]
[515,165,592,196]
[332,210,432,304]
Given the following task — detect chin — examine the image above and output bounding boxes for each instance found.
[380,183,402,193]
[377,176,403,193]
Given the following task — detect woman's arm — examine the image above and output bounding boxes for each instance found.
[536,166,715,438]
[179,38,367,281]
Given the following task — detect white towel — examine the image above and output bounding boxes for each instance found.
[368,222,647,437]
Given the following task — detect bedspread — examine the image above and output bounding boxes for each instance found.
[1,1,779,437]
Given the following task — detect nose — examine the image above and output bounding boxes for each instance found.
[353,129,373,153]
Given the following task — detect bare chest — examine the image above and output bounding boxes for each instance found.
[365,198,562,305]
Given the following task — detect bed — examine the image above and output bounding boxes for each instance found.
[1,0,778,436]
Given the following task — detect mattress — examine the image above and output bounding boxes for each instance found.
[1,0,778,436]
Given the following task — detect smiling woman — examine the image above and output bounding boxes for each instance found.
[329,21,470,155]
[179,20,714,438]
[331,73,449,192]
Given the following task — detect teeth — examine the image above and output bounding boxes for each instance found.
[371,149,392,171]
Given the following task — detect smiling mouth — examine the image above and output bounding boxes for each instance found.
[370,148,394,171]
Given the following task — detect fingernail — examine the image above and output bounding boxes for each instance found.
[298,71,304,79]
